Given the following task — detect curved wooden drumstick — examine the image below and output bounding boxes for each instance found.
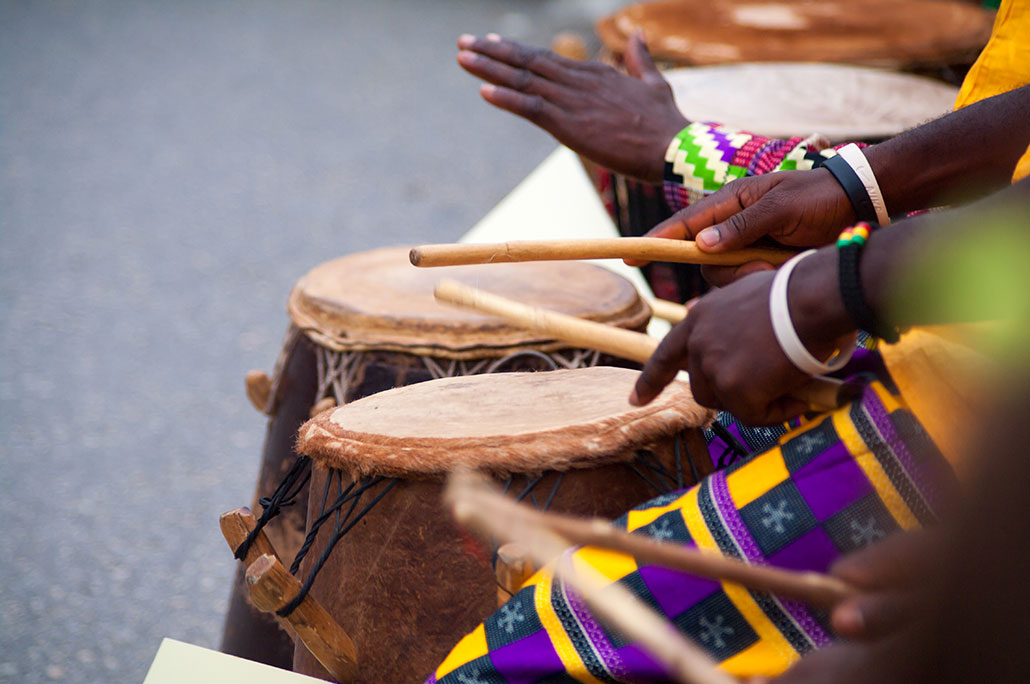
[446,470,738,684]
[434,279,860,413]
[410,238,795,268]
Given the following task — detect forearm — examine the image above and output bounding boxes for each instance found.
[865,85,1030,214]
[791,177,1030,347]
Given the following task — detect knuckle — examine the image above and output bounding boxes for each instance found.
[513,68,532,91]
[515,45,538,67]
[522,94,545,120]
[725,212,750,241]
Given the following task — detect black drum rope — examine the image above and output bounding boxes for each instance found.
[234,454,312,562]
[709,422,751,469]
[278,472,398,618]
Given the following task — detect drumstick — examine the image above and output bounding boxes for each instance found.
[446,470,737,684]
[434,279,857,413]
[246,554,359,684]
[500,493,850,609]
[646,296,690,324]
[410,238,795,268]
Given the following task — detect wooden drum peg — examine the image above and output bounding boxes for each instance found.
[246,370,273,412]
[246,554,359,684]
[496,543,535,607]
[220,507,297,643]
[309,396,337,418]
[551,31,589,61]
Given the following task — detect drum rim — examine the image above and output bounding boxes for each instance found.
[296,366,713,479]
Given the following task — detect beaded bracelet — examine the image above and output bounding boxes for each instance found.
[837,222,901,343]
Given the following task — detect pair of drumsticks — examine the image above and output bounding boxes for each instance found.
[413,237,859,413]
[447,470,855,684]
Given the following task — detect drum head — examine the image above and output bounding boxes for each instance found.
[666,63,958,142]
[287,246,650,357]
[298,366,712,478]
[597,0,992,68]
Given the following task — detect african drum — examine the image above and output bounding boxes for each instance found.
[592,62,959,302]
[596,0,993,71]
[220,247,651,666]
[290,366,714,683]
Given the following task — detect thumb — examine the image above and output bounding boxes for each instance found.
[696,202,782,253]
[624,29,664,86]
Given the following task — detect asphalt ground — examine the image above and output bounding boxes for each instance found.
[0,1,620,681]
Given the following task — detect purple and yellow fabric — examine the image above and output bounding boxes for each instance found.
[426,375,954,683]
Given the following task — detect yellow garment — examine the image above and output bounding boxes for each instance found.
[954,0,1030,181]
[881,0,1029,464]
[880,328,994,474]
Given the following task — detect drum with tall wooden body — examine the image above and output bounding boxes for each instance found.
[221,247,652,667]
[586,0,990,301]
[288,366,714,683]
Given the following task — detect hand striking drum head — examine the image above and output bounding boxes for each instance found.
[298,366,713,479]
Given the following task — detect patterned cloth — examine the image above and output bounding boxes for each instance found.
[662,122,869,214]
[427,377,954,683]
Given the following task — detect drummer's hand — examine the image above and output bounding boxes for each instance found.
[629,248,853,425]
[827,529,942,641]
[636,169,855,286]
[751,531,946,684]
[457,31,687,184]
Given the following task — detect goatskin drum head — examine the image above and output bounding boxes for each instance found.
[298,366,713,478]
[287,246,650,358]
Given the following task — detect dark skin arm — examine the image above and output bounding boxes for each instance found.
[630,178,1030,423]
[644,84,1030,286]
[456,32,687,184]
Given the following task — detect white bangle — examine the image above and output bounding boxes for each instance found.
[769,250,856,375]
[836,143,890,226]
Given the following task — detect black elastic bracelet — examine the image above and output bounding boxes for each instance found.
[821,155,879,224]
[837,224,901,344]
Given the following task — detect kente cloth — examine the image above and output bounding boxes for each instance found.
[661,123,867,213]
[426,378,954,683]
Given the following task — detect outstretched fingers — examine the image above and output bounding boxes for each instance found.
[479,84,561,126]
[457,34,588,87]
[457,50,563,99]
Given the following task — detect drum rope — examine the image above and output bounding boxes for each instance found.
[234,454,312,562]
[708,422,750,469]
[280,472,398,618]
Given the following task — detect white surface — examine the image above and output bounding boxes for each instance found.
[142,639,325,684]
[460,146,672,339]
[666,62,957,143]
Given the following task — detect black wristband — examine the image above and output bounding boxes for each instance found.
[821,155,878,224]
[837,232,901,344]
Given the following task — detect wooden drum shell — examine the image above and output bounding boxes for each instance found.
[294,444,706,683]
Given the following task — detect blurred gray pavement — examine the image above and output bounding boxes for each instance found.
[0,1,616,681]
